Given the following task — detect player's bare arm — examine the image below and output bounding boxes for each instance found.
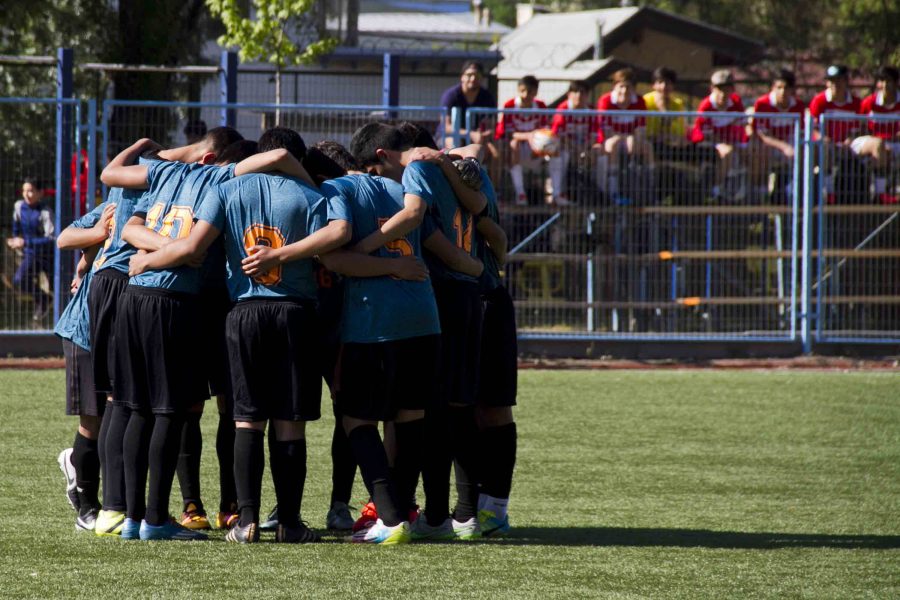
[318,250,428,281]
[121,215,174,252]
[57,203,116,250]
[100,138,162,189]
[352,194,427,255]
[241,219,352,278]
[434,154,487,215]
[476,216,508,265]
[447,143,485,161]
[128,221,221,276]
[233,148,316,187]
[423,229,484,277]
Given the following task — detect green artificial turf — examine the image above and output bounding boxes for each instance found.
[0,369,897,599]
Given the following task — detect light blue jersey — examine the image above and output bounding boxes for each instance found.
[402,160,478,283]
[195,173,326,301]
[129,161,236,294]
[93,157,155,274]
[54,202,108,349]
[323,174,440,344]
[474,167,502,292]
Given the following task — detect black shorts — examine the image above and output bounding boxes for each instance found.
[226,299,322,423]
[199,285,232,398]
[316,267,344,392]
[335,334,440,421]
[63,339,106,417]
[477,285,518,407]
[433,279,483,407]
[111,286,209,414]
[87,268,129,393]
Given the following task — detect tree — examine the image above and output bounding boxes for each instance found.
[206,0,337,124]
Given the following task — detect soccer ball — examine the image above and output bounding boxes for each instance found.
[529,128,560,157]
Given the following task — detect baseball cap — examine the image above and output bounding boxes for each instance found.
[825,65,849,80]
[710,70,734,87]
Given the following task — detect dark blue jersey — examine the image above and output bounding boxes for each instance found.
[196,173,326,301]
[323,174,440,343]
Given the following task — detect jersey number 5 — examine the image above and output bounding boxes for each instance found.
[377,217,414,258]
[243,224,286,286]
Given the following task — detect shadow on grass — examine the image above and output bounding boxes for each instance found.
[488,527,900,549]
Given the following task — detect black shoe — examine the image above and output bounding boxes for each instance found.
[225,521,259,544]
[275,522,320,544]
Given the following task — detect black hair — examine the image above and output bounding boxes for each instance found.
[773,68,796,88]
[397,121,439,151]
[22,176,40,188]
[652,66,677,84]
[258,127,307,162]
[202,126,244,155]
[349,122,407,167]
[875,65,899,83]
[518,75,539,91]
[568,80,589,93]
[312,140,360,173]
[183,119,207,138]
[461,61,485,76]
[217,140,259,164]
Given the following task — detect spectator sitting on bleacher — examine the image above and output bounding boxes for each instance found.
[809,65,862,203]
[852,66,900,204]
[595,68,654,200]
[643,67,688,159]
[496,75,548,206]
[691,69,748,201]
[549,80,598,206]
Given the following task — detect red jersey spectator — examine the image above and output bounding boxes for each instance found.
[496,75,548,205]
[809,64,862,143]
[548,80,595,205]
[691,70,747,145]
[851,66,900,203]
[751,70,806,144]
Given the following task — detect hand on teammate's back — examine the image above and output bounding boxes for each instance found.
[241,245,279,278]
[390,256,429,281]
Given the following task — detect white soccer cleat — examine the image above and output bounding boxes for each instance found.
[57,448,79,511]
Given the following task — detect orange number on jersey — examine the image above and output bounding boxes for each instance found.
[243,224,287,286]
[452,208,473,253]
[376,217,414,258]
[145,202,193,239]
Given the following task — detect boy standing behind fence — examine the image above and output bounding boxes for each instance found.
[8,177,54,322]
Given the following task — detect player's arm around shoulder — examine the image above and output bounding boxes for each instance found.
[318,250,428,281]
[423,229,483,278]
[352,193,427,256]
[233,149,316,187]
[58,202,116,250]
[100,138,161,189]
[476,216,508,265]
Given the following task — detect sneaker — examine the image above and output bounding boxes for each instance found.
[351,519,411,545]
[478,509,510,537]
[225,521,259,544]
[94,509,126,537]
[451,516,481,541]
[326,501,354,531]
[409,513,454,541]
[215,511,239,530]
[514,193,528,206]
[75,509,98,532]
[275,522,320,544]
[57,448,79,512]
[121,517,140,540]
[180,502,211,530]
[260,506,278,531]
[352,501,378,533]
[139,519,209,541]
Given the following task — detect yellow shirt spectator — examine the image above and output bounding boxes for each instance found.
[643,91,686,140]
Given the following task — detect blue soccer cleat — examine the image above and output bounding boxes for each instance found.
[139,519,208,541]
[120,517,141,540]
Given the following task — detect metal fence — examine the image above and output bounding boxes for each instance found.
[1,98,897,350]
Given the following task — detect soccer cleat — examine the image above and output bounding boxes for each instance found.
[139,519,209,541]
[260,506,278,531]
[409,514,454,541]
[120,518,140,540]
[351,519,411,545]
[478,509,511,537]
[352,501,378,533]
[215,511,239,530]
[275,522,321,544]
[225,522,260,544]
[57,448,79,512]
[180,502,211,530]
[94,509,126,537]
[75,509,98,532]
[326,501,355,531]
[451,516,481,541]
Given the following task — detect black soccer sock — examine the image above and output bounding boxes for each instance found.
[72,432,101,513]
[145,414,184,526]
[234,428,265,526]
[330,417,356,506]
[102,403,129,511]
[270,437,306,528]
[176,411,203,511]
[479,423,517,500]
[393,418,425,513]
[216,412,237,513]
[450,405,480,521]
[422,404,452,526]
[347,425,403,526]
[122,409,152,521]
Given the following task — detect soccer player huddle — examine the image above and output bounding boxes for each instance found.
[53,120,518,545]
